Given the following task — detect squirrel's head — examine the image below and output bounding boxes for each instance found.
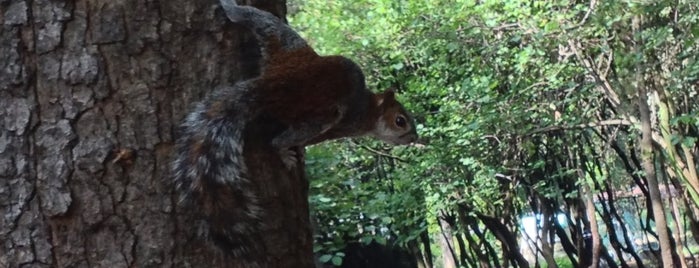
[371,90,418,145]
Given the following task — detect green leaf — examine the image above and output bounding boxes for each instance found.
[319,254,332,263]
[391,62,404,70]
[331,256,343,266]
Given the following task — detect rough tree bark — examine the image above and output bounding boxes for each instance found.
[1,0,314,267]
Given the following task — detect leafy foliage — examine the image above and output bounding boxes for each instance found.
[291,0,699,266]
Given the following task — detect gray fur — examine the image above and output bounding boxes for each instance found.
[171,83,263,257]
[219,0,308,53]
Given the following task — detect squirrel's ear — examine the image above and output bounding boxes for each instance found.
[377,89,396,106]
[384,89,396,100]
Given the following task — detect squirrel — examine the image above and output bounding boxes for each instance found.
[171,0,418,258]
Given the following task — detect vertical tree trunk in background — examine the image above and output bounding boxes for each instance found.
[476,213,528,268]
[639,86,675,268]
[437,211,457,268]
[633,15,675,268]
[408,231,434,268]
[583,186,601,268]
[539,210,558,268]
[0,0,314,267]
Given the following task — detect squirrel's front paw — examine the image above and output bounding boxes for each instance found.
[279,148,297,169]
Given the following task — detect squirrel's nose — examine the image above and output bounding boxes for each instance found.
[399,133,418,145]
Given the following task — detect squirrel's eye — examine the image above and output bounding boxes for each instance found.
[395,115,407,127]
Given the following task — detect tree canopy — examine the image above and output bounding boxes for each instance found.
[291,0,699,267]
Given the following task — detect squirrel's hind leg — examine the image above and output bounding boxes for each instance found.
[270,105,344,168]
[271,121,328,169]
[271,105,344,148]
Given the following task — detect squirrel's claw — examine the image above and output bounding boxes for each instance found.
[279,148,297,169]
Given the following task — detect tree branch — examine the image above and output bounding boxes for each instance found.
[351,141,408,163]
[529,119,633,134]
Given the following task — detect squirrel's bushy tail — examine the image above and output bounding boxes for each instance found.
[171,90,264,257]
[219,0,308,53]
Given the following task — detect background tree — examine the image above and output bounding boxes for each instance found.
[1,0,316,267]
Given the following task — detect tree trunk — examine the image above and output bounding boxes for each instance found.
[408,240,428,268]
[639,86,675,267]
[583,185,601,268]
[0,0,314,267]
[634,15,675,268]
[476,213,528,268]
[539,209,558,268]
[419,228,435,268]
[437,211,457,268]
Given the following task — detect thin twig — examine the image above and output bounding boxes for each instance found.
[350,140,408,162]
[529,119,634,134]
